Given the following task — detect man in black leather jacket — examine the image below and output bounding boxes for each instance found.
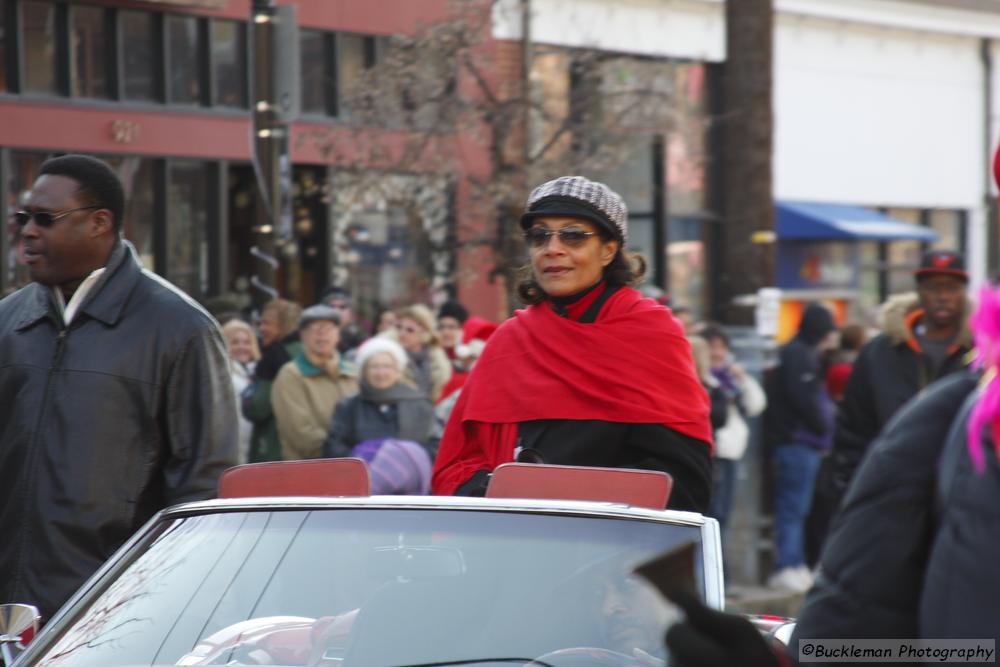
[0,155,238,621]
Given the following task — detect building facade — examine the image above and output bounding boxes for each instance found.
[5,0,998,326]
[496,0,1000,322]
[0,0,507,328]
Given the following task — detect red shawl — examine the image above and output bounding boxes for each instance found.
[431,287,712,495]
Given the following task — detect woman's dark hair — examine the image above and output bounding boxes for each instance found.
[700,325,730,349]
[515,234,647,306]
[839,323,868,352]
[39,154,125,232]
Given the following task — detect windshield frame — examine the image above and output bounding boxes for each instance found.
[14,496,723,666]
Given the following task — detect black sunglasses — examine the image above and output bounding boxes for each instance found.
[523,226,597,248]
[13,206,101,228]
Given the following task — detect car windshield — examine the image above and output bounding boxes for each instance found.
[28,507,703,667]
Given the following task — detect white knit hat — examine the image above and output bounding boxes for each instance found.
[357,336,409,373]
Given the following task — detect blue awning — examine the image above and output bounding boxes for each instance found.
[777,201,938,242]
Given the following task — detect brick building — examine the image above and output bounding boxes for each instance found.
[0,0,507,325]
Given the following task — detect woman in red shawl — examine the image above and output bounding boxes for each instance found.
[431,176,713,511]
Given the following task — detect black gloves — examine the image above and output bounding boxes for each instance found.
[665,591,785,667]
[454,469,491,496]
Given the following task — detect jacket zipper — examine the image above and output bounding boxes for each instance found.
[11,326,69,607]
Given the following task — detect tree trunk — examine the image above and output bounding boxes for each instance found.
[716,0,775,324]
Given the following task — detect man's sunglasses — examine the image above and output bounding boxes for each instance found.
[13,206,101,228]
[523,226,597,248]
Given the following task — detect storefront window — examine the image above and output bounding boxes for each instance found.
[99,156,156,272]
[22,1,57,95]
[211,20,246,108]
[856,241,882,324]
[667,62,709,315]
[928,209,964,252]
[71,5,108,99]
[120,158,155,271]
[600,138,655,216]
[667,62,708,218]
[346,206,433,310]
[881,208,922,298]
[121,10,157,102]
[167,15,201,105]
[168,161,209,297]
[6,152,48,291]
[668,217,705,317]
[300,29,330,115]
[331,173,450,327]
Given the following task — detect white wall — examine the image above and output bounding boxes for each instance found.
[492,0,725,62]
[774,15,983,209]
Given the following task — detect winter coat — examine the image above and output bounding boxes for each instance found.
[241,334,302,462]
[323,382,436,459]
[0,241,238,620]
[819,293,972,505]
[713,371,767,460]
[230,360,255,464]
[271,352,358,460]
[919,384,1000,639]
[790,371,981,658]
[764,304,837,449]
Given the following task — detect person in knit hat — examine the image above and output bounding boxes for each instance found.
[324,336,436,494]
[431,175,713,512]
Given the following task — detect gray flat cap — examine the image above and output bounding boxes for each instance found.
[299,304,341,328]
[521,175,628,243]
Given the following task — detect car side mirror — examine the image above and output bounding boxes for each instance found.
[0,604,41,666]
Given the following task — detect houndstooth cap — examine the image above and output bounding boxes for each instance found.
[522,175,628,243]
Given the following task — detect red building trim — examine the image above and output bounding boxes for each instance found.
[283,0,451,35]
[0,101,252,160]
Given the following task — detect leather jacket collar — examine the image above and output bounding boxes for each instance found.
[15,241,139,332]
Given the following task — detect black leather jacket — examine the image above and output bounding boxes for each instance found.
[0,242,238,620]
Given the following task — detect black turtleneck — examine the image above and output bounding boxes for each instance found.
[549,281,620,323]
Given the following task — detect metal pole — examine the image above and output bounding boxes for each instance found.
[249,0,286,306]
[652,134,667,291]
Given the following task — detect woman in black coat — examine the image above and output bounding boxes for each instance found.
[323,337,436,494]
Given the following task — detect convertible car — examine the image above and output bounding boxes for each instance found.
[5,461,731,667]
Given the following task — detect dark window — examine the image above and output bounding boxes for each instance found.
[120,158,156,271]
[211,20,246,108]
[300,29,330,115]
[70,5,108,98]
[337,33,370,104]
[121,10,157,101]
[166,15,200,105]
[168,160,209,297]
[0,6,8,92]
[22,1,57,95]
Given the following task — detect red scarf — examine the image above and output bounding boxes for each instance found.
[431,287,712,495]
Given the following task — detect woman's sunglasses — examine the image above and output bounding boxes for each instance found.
[523,226,597,248]
[13,206,101,228]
